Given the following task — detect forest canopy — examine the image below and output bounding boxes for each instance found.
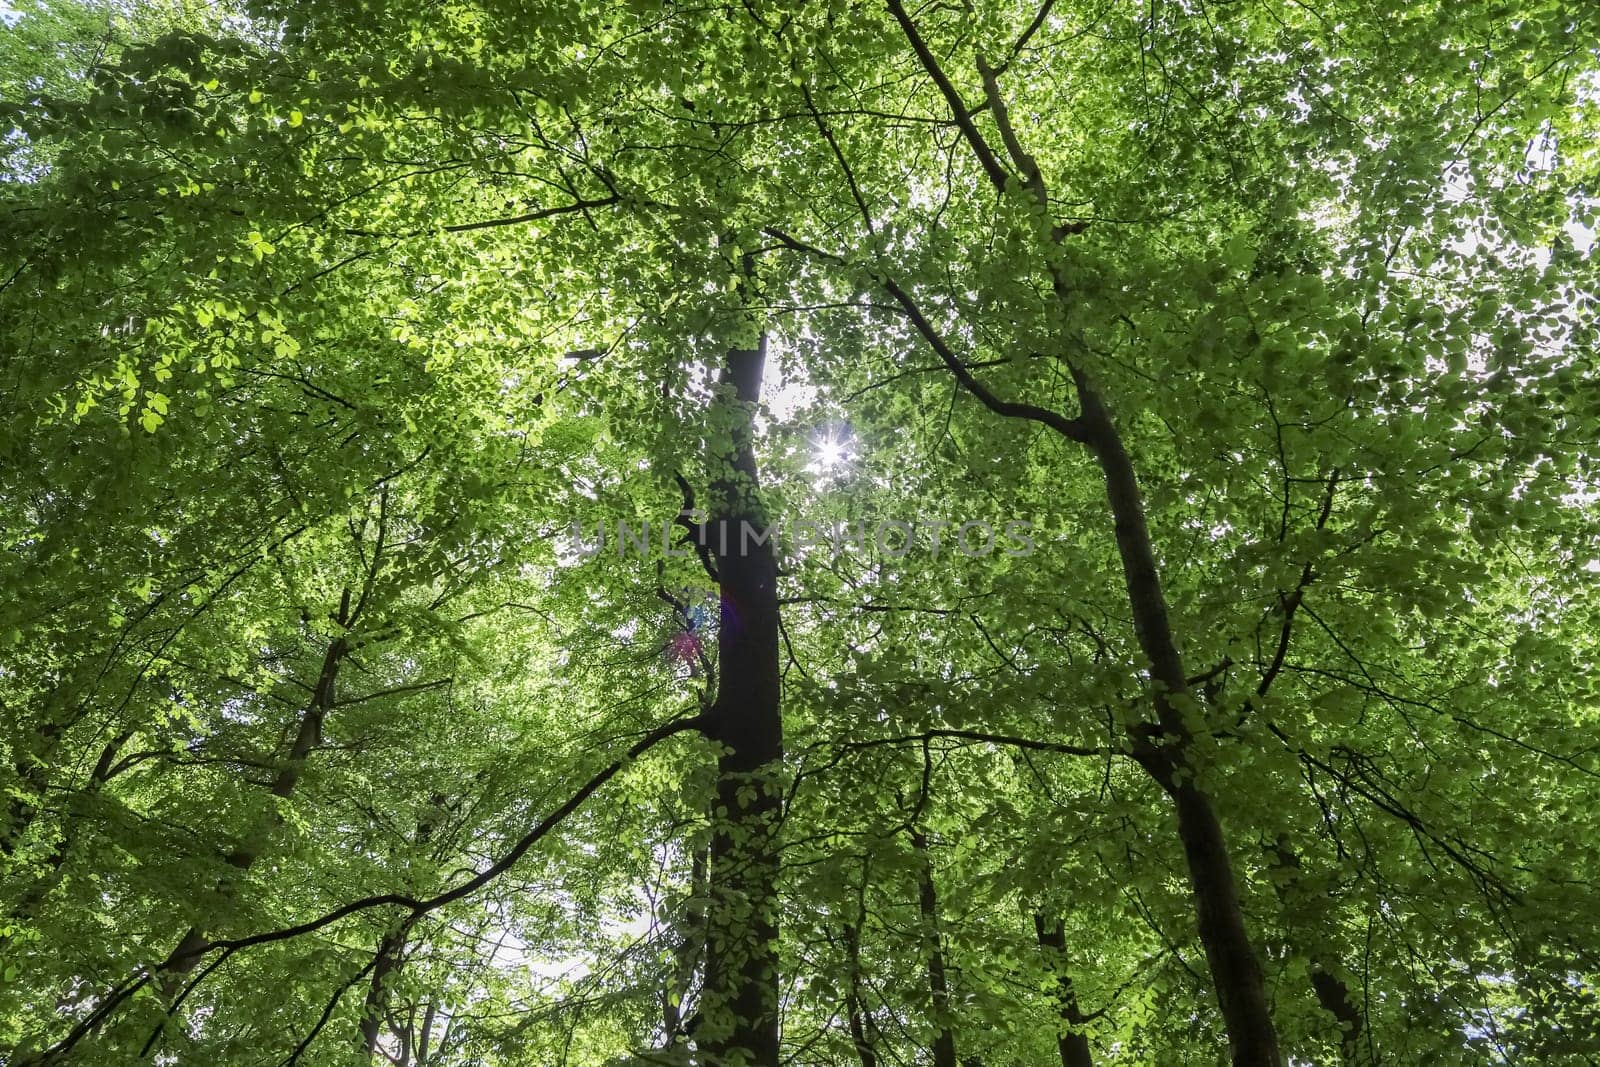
[3,0,1600,1064]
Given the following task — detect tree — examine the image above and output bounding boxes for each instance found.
[3,1,1599,1064]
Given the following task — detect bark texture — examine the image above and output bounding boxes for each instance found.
[698,333,784,1067]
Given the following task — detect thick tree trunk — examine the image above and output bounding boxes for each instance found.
[1147,772,1279,1065]
[1073,375,1282,1067]
[911,828,959,1067]
[1033,914,1094,1067]
[698,333,784,1067]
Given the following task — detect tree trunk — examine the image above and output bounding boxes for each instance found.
[911,828,959,1067]
[1072,373,1282,1067]
[663,844,707,1043]
[842,866,877,1067]
[1267,843,1368,1062]
[159,631,346,992]
[1033,914,1094,1067]
[698,331,784,1067]
[359,918,415,1057]
[1310,968,1367,1064]
[360,802,440,1057]
[2,716,65,859]
[0,730,131,954]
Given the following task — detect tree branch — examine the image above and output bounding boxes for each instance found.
[25,713,708,1062]
[761,226,1089,442]
[884,0,1014,196]
[836,728,1113,759]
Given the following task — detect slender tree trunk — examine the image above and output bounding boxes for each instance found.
[842,863,877,1067]
[1072,374,1282,1066]
[359,917,416,1057]
[844,919,877,1067]
[416,1000,438,1065]
[698,330,784,1066]
[1033,914,1094,1067]
[1267,843,1368,1062]
[1,730,131,949]
[2,716,66,859]
[846,994,877,1067]
[910,829,959,1067]
[160,629,347,991]
[664,844,708,1043]
[1310,968,1367,1064]
[359,802,440,1058]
